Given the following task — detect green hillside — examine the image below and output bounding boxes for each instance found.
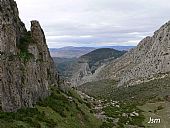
[78,75,170,103]
[79,48,126,70]
[0,88,102,128]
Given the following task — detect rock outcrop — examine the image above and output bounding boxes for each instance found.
[70,61,92,86]
[0,0,58,112]
[94,21,170,86]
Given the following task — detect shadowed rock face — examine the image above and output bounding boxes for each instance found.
[0,0,58,112]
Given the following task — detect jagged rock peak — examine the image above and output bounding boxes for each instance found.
[0,0,59,112]
[94,20,170,86]
[0,0,21,24]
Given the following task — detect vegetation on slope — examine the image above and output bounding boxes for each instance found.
[53,57,77,79]
[0,87,102,128]
[78,76,170,104]
[80,48,125,64]
[78,79,117,99]
[17,31,34,62]
[78,75,170,128]
[79,48,126,72]
[53,48,126,79]
[101,102,145,128]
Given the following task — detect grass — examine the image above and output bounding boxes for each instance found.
[78,76,170,104]
[78,75,170,127]
[102,102,145,128]
[77,79,117,100]
[0,87,102,128]
[138,102,170,128]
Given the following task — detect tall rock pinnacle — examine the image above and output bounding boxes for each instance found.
[0,0,58,112]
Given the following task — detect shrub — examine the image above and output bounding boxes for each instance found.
[100,122,115,128]
[18,51,33,62]
[17,31,34,62]
[157,105,164,110]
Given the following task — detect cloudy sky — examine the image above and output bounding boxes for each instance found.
[15,0,170,48]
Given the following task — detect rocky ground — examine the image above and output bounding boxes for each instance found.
[77,91,143,128]
[77,89,170,128]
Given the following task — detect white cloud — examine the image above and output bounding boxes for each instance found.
[15,0,170,48]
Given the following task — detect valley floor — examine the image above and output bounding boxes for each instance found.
[77,75,170,128]
[78,90,170,128]
[1,75,170,128]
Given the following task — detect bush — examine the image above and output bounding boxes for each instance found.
[17,31,32,51]
[17,31,34,62]
[157,105,164,110]
[18,51,33,62]
[100,122,115,128]
[103,102,145,127]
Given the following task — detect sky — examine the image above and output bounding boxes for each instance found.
[15,0,170,48]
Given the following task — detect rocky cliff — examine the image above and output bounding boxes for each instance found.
[0,0,58,112]
[93,21,170,86]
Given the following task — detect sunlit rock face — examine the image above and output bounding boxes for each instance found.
[94,21,170,86]
[0,0,58,112]
[69,21,170,87]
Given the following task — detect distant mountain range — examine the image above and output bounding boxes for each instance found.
[97,46,135,51]
[50,46,134,58]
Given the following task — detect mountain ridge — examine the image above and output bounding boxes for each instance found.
[49,46,134,58]
[76,21,170,87]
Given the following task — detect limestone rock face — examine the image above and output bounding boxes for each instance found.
[95,21,170,86]
[70,61,92,87]
[0,0,58,112]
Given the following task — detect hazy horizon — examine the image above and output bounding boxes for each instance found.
[49,45,135,49]
[15,0,170,48]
